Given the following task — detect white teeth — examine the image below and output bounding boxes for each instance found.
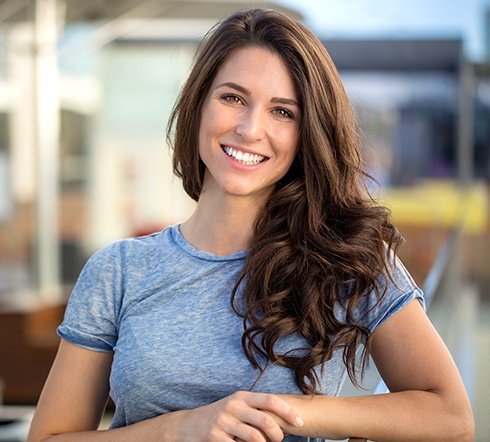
[223,146,265,165]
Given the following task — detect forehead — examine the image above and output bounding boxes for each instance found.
[211,46,297,98]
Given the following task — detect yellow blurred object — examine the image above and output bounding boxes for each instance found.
[379,180,488,233]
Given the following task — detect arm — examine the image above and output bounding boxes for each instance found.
[28,339,119,441]
[28,339,304,442]
[274,299,474,441]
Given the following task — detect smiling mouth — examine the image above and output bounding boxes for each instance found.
[221,145,268,166]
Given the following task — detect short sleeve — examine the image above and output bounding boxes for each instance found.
[335,256,426,333]
[57,241,124,352]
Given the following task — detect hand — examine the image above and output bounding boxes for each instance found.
[176,391,304,442]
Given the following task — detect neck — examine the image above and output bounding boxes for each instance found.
[180,190,266,256]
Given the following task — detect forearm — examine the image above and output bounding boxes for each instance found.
[35,410,186,442]
[278,391,474,442]
[35,389,304,442]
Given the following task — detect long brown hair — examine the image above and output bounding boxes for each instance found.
[167,8,402,394]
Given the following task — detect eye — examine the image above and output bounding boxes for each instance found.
[221,94,244,105]
[273,107,294,119]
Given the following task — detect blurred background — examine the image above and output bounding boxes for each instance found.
[0,0,488,440]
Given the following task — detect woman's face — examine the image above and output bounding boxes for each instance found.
[198,46,300,203]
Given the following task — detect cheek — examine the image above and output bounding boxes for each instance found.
[198,118,225,164]
[278,129,299,158]
[198,113,214,152]
[199,109,228,143]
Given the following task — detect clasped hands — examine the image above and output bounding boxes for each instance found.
[172,390,304,442]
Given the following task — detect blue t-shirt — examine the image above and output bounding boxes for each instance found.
[57,225,424,433]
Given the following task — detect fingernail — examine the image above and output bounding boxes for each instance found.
[295,416,304,427]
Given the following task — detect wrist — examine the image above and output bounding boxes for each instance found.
[159,409,190,442]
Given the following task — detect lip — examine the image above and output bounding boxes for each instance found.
[220,143,269,170]
[219,143,268,159]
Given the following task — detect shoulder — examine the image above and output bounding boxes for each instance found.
[335,255,425,333]
[71,230,170,296]
[366,255,426,332]
[85,229,168,269]
[385,255,423,298]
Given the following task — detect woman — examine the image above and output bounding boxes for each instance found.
[28,8,474,442]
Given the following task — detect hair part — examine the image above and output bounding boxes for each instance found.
[167,8,403,395]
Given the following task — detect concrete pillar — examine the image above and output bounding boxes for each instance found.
[32,0,63,301]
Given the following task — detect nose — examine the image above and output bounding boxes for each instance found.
[234,106,265,143]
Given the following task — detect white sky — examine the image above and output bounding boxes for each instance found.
[276,0,490,61]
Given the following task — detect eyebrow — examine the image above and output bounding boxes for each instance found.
[215,82,299,107]
[271,97,299,107]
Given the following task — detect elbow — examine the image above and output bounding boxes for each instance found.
[457,412,475,442]
[28,434,57,442]
[454,423,474,442]
[27,429,57,442]
[446,402,475,442]
[427,387,475,442]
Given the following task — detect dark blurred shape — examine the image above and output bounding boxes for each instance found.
[397,102,456,181]
[325,39,461,73]
[324,38,488,185]
[0,302,65,404]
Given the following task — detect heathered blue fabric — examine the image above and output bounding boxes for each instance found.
[57,224,425,436]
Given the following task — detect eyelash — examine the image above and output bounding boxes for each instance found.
[221,94,243,105]
[220,94,295,119]
[273,108,294,119]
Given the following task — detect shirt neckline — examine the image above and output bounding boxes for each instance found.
[168,224,248,262]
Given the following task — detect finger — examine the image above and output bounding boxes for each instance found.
[235,408,284,442]
[232,421,268,442]
[241,392,304,428]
